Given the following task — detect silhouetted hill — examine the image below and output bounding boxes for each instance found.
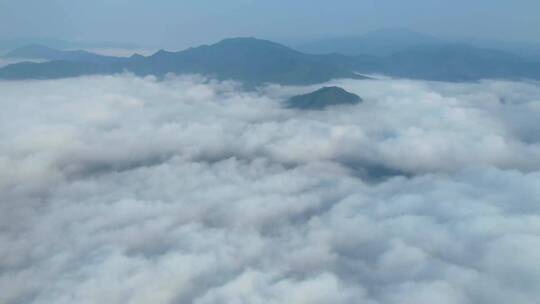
[287,86,362,110]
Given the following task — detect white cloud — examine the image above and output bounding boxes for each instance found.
[1,74,540,303]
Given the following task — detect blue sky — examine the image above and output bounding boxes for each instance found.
[1,0,539,48]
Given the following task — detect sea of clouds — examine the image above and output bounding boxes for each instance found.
[1,74,540,304]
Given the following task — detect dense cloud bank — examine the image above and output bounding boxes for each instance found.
[1,74,540,304]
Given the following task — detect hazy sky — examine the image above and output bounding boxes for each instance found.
[1,0,540,49]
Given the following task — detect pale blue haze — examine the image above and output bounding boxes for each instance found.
[1,0,539,48]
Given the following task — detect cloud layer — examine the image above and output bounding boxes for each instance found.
[1,74,540,304]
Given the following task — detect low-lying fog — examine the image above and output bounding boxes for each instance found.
[1,74,540,304]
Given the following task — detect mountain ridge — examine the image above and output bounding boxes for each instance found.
[5,44,124,64]
[0,38,368,85]
[1,37,540,84]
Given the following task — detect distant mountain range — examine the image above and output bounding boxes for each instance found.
[5,44,124,64]
[298,28,443,56]
[0,38,140,53]
[296,28,540,61]
[0,38,367,85]
[2,35,540,85]
[376,43,540,81]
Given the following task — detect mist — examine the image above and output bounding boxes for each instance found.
[2,0,540,49]
[1,74,540,303]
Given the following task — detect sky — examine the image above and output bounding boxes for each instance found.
[1,0,540,49]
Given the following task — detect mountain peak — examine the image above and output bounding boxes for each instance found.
[217,37,274,44]
[130,53,145,59]
[287,86,363,110]
[212,37,295,52]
